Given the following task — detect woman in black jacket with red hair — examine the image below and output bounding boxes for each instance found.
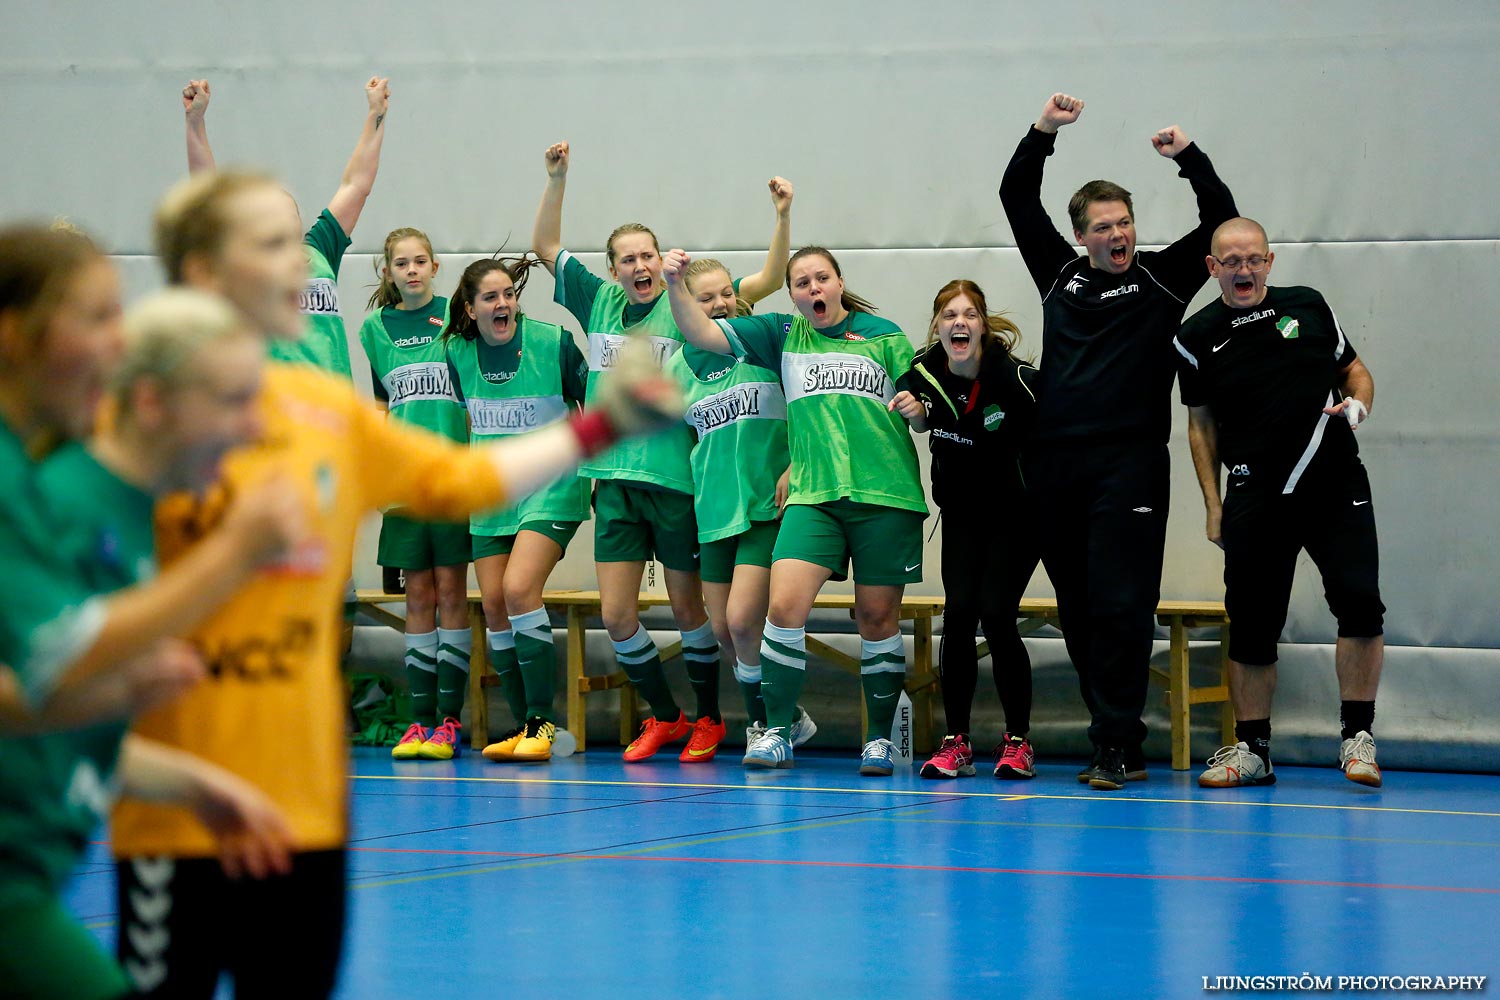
[891,279,1041,780]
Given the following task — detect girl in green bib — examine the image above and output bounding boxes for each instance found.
[666,247,817,756]
[534,141,792,762]
[444,256,590,763]
[665,245,927,775]
[0,237,304,999]
[357,228,472,762]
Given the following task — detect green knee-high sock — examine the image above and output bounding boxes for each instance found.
[487,629,526,726]
[613,625,680,719]
[404,629,439,728]
[680,620,722,723]
[735,659,766,726]
[759,621,807,732]
[861,634,907,742]
[511,606,556,722]
[435,627,471,722]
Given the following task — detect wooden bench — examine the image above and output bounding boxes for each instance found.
[1000,598,1235,771]
[354,589,1230,770]
[354,589,941,752]
[540,590,943,757]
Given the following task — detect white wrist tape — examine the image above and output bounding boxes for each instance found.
[1344,397,1368,428]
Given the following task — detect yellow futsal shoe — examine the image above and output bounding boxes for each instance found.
[391,722,430,760]
[481,723,526,762]
[511,717,557,762]
[417,717,462,760]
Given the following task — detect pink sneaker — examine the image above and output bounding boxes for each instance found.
[391,722,430,760]
[920,734,976,778]
[994,734,1036,779]
[417,716,462,760]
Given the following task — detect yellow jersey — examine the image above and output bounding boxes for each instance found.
[111,362,505,857]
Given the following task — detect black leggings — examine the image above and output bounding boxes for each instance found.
[938,508,1042,737]
[116,849,346,999]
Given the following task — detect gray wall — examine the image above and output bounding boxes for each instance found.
[6,1,1497,767]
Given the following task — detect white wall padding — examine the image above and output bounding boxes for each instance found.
[9,1,1499,762]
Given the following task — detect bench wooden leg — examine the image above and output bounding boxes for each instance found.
[911,616,934,754]
[468,607,488,750]
[1219,623,1236,748]
[618,679,638,746]
[566,606,587,753]
[1168,619,1191,771]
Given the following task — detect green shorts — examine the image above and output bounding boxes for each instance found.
[0,895,131,1000]
[377,512,471,571]
[700,520,780,585]
[592,479,701,572]
[472,520,582,560]
[774,499,924,586]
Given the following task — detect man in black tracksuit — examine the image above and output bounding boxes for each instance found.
[999,92,1237,790]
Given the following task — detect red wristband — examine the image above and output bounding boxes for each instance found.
[569,410,618,458]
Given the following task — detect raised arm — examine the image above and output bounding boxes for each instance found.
[1148,125,1239,298]
[1324,357,1374,429]
[325,77,390,237]
[183,79,215,173]
[1187,404,1225,549]
[662,249,733,355]
[532,142,570,275]
[737,177,794,305]
[999,93,1086,295]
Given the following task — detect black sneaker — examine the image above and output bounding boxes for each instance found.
[1079,745,1149,782]
[1077,747,1105,784]
[1088,746,1127,790]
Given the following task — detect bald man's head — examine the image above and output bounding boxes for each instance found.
[1208,217,1275,308]
[1211,217,1270,257]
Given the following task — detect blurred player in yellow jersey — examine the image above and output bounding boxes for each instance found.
[110,170,684,998]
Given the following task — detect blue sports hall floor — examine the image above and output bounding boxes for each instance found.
[70,747,1500,999]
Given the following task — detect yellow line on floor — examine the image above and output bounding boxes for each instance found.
[351,773,1500,819]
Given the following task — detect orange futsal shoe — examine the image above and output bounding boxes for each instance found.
[679,716,728,763]
[622,711,691,762]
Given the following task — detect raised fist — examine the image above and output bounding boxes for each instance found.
[1037,93,1084,133]
[183,79,211,119]
[1151,125,1191,158]
[769,176,794,215]
[366,76,390,115]
[544,141,570,178]
[662,248,691,285]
